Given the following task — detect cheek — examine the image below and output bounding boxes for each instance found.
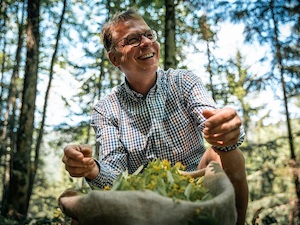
[155,42,161,58]
[120,48,136,63]
[120,52,131,63]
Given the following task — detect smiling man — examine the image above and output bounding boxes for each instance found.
[62,7,248,225]
[107,18,160,95]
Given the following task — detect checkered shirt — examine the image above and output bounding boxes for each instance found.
[87,68,244,188]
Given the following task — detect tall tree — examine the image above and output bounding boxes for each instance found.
[225,50,264,143]
[230,0,300,223]
[0,0,8,114]
[6,0,40,220]
[31,0,67,203]
[1,1,25,216]
[191,10,219,100]
[164,0,177,69]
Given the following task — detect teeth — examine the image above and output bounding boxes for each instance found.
[140,53,153,59]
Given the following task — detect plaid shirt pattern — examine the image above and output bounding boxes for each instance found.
[88,68,244,188]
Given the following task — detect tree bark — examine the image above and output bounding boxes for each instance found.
[164,0,176,70]
[6,0,40,220]
[270,1,299,223]
[202,13,216,100]
[0,0,7,114]
[30,0,67,201]
[1,1,26,216]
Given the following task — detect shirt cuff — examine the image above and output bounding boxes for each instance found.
[212,126,245,152]
[212,143,240,152]
[85,160,110,189]
[85,159,117,189]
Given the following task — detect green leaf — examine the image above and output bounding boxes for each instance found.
[133,165,144,175]
[184,183,193,200]
[167,170,174,184]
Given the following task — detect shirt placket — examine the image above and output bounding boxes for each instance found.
[146,87,166,160]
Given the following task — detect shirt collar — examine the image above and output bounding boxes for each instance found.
[122,69,163,101]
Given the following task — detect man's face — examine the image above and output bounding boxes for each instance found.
[108,19,160,81]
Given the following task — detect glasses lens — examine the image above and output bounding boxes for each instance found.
[121,30,158,47]
[126,33,142,47]
[145,30,157,42]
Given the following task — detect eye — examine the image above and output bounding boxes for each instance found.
[126,33,141,45]
[145,31,154,40]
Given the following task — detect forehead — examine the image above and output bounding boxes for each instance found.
[112,20,150,40]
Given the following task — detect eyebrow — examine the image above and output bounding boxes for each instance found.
[123,29,152,37]
[116,29,152,43]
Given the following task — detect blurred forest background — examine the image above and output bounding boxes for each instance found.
[0,0,299,224]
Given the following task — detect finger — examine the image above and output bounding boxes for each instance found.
[62,155,84,167]
[202,109,217,119]
[204,108,237,129]
[204,116,241,135]
[66,163,96,178]
[82,157,95,168]
[80,145,94,168]
[65,165,93,177]
[204,127,240,147]
[64,145,84,160]
[80,144,93,157]
[204,126,240,143]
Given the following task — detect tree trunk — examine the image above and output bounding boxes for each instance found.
[164,0,176,70]
[0,0,7,115]
[270,1,299,223]
[94,0,112,159]
[1,1,26,216]
[6,0,40,220]
[202,14,216,101]
[30,0,67,200]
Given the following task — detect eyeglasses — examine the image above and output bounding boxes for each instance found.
[112,30,157,49]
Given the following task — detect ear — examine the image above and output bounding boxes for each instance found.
[108,51,120,67]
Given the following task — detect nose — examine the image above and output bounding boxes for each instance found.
[139,35,153,47]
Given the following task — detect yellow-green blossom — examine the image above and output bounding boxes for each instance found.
[106,159,212,202]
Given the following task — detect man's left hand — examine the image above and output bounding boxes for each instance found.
[202,107,241,147]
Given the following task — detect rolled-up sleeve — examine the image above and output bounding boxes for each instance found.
[183,71,245,151]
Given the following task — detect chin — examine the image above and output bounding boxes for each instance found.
[142,65,158,74]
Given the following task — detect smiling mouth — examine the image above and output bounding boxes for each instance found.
[139,53,154,60]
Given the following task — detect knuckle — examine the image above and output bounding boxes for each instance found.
[64,145,71,152]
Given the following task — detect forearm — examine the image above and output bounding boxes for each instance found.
[215,148,248,225]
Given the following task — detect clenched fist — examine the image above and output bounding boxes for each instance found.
[202,107,241,147]
[62,144,99,180]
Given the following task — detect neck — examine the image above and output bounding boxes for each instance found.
[126,73,157,96]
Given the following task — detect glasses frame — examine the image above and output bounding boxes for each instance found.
[111,29,157,50]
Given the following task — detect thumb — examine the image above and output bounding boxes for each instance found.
[202,109,216,119]
[80,144,93,157]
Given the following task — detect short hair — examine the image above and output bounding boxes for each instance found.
[101,8,145,52]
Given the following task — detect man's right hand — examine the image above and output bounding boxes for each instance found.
[62,144,99,180]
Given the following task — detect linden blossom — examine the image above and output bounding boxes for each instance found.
[103,159,212,202]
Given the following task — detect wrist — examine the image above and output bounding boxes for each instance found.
[212,144,238,152]
[86,161,100,180]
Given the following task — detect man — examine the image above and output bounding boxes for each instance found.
[62,8,248,225]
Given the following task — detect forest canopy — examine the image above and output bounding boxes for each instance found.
[0,0,299,224]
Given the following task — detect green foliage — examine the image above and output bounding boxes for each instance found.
[0,215,19,225]
[106,159,212,202]
[1,0,299,224]
[244,118,300,224]
[0,210,70,225]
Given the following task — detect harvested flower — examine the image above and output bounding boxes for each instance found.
[106,159,212,202]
